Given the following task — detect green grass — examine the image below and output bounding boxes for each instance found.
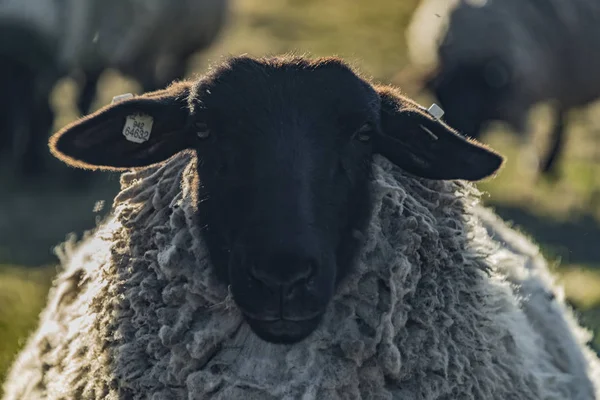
[553,266,600,351]
[0,265,55,385]
[556,266,600,309]
[3,0,600,392]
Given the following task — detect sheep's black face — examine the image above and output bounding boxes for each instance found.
[427,59,512,140]
[49,55,504,345]
[191,58,378,343]
[428,75,487,139]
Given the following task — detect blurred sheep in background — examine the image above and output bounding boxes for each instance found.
[62,0,229,116]
[0,0,61,177]
[406,0,600,180]
[0,0,229,179]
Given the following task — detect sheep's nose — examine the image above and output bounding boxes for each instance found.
[249,254,316,288]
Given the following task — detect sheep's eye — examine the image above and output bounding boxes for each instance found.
[195,122,211,139]
[355,123,373,142]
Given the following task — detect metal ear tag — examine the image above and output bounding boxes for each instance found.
[111,93,134,104]
[427,103,444,120]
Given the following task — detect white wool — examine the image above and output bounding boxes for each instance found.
[4,153,600,399]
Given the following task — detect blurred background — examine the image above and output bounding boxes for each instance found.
[2,0,600,388]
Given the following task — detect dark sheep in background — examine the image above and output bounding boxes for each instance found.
[0,1,61,176]
[406,0,600,178]
[4,55,600,399]
[0,0,229,179]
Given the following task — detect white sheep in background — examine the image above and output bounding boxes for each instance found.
[3,55,600,399]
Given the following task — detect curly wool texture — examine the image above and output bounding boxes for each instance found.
[474,206,600,400]
[4,153,600,399]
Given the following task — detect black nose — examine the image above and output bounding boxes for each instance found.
[249,253,316,288]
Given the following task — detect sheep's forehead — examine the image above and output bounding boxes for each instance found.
[191,58,379,118]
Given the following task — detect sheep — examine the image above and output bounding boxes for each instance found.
[4,55,600,399]
[60,0,230,116]
[474,205,600,397]
[0,0,61,176]
[406,0,600,179]
[0,0,228,178]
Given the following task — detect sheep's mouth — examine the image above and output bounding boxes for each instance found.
[245,314,323,344]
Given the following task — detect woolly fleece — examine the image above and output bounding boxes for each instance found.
[475,205,600,400]
[4,152,600,399]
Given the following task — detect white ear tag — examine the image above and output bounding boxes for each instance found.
[123,113,154,143]
[111,93,134,104]
[427,103,445,119]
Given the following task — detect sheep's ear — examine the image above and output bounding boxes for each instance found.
[373,86,504,181]
[49,83,194,171]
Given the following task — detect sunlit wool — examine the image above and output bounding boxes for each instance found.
[4,152,600,399]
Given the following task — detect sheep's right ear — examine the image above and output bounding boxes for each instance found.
[49,83,194,171]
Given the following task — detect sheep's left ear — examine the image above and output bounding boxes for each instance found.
[374,86,504,181]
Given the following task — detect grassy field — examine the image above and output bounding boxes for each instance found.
[2,0,600,388]
[0,265,55,379]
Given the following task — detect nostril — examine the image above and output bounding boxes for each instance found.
[249,264,272,286]
[248,258,317,287]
